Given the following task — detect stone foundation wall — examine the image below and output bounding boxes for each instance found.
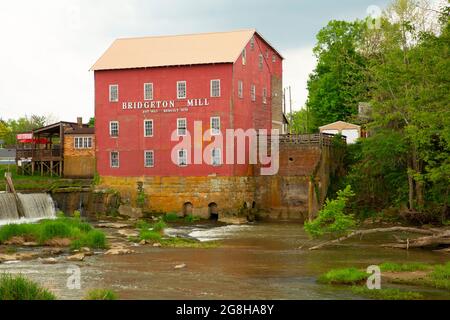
[99,176,256,219]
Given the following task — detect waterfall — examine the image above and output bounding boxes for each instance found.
[0,193,56,225]
[17,194,56,219]
[0,193,20,220]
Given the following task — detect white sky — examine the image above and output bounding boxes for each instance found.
[0,0,398,122]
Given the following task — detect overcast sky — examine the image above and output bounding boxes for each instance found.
[0,0,391,122]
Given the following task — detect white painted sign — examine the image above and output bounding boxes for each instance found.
[122,98,210,114]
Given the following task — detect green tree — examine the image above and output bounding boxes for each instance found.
[289,109,314,134]
[306,20,370,129]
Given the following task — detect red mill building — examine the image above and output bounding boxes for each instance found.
[91,30,341,221]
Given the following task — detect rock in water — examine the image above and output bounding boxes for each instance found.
[42,258,58,264]
[66,253,85,261]
[104,248,135,255]
[174,263,187,270]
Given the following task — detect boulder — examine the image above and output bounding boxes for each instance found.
[139,240,147,245]
[118,205,143,219]
[97,223,130,229]
[104,248,135,255]
[153,243,162,248]
[66,253,85,261]
[5,236,25,246]
[117,229,139,238]
[41,257,58,265]
[174,263,187,270]
[45,238,72,247]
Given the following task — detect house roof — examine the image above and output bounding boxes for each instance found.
[65,127,95,135]
[90,29,283,71]
[319,121,361,130]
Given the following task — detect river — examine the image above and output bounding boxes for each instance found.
[0,222,449,300]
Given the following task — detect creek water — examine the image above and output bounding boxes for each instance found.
[0,222,449,300]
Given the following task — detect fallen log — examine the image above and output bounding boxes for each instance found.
[309,227,442,251]
[382,231,450,249]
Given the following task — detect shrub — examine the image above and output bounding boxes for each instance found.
[135,220,151,230]
[318,268,368,285]
[304,185,356,238]
[0,274,56,300]
[152,220,167,232]
[85,289,117,300]
[185,214,201,223]
[71,230,107,250]
[163,213,179,222]
[140,230,162,241]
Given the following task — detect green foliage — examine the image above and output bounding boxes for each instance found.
[160,238,220,248]
[184,214,201,223]
[85,289,117,300]
[307,20,370,129]
[140,230,162,241]
[135,220,151,230]
[304,186,356,238]
[136,191,146,208]
[288,109,314,134]
[0,274,56,300]
[429,262,450,289]
[317,268,368,285]
[0,115,49,146]
[163,212,179,222]
[380,262,430,272]
[0,217,106,249]
[88,117,95,128]
[152,220,167,232]
[351,286,423,300]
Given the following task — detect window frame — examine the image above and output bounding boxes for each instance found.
[258,54,264,70]
[178,149,188,167]
[210,117,221,136]
[177,118,187,137]
[177,81,187,100]
[109,121,119,138]
[144,119,154,137]
[144,82,154,101]
[238,80,243,99]
[110,151,119,168]
[144,150,155,168]
[251,84,256,102]
[210,79,221,98]
[250,36,255,50]
[211,148,222,167]
[242,49,246,65]
[263,88,267,104]
[109,84,119,102]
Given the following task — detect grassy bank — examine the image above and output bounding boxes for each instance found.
[0,216,107,249]
[0,274,55,300]
[318,262,450,300]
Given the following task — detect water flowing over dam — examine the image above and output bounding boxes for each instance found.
[0,192,56,224]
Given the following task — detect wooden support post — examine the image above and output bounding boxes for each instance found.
[308,179,315,222]
[50,160,53,177]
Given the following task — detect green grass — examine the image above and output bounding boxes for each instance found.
[0,274,56,300]
[0,217,107,249]
[317,268,368,285]
[380,262,431,273]
[152,220,167,232]
[163,212,179,222]
[85,289,117,300]
[0,165,60,191]
[160,237,220,248]
[185,214,201,223]
[351,286,423,300]
[139,230,162,241]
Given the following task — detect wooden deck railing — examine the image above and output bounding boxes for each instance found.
[267,133,346,147]
[16,147,62,161]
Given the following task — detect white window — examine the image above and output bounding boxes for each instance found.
[74,137,93,149]
[211,148,222,166]
[272,54,276,63]
[178,149,187,167]
[109,121,119,137]
[144,119,153,137]
[265,50,269,58]
[177,118,187,136]
[177,81,186,99]
[263,88,267,104]
[144,83,153,101]
[251,85,256,102]
[259,54,264,70]
[109,85,119,102]
[210,79,221,98]
[144,150,154,167]
[250,37,255,50]
[210,117,221,136]
[242,49,246,65]
[110,151,119,168]
[238,80,243,99]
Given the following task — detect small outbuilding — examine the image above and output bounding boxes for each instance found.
[319,121,361,144]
